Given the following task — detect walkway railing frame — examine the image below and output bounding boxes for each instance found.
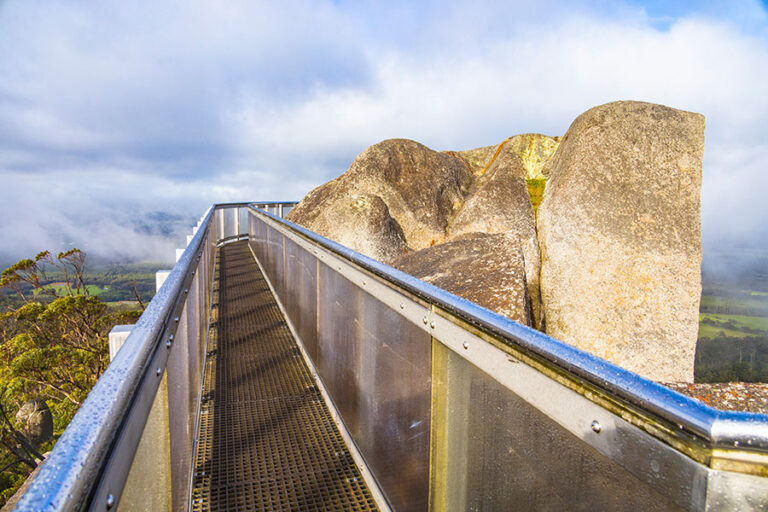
[13,200,768,511]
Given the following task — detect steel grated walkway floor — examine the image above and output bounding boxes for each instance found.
[191,241,379,511]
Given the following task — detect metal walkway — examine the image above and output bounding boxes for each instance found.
[190,241,378,511]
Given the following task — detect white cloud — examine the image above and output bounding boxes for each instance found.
[0,0,767,262]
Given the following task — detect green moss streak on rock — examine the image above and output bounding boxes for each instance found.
[527,178,547,220]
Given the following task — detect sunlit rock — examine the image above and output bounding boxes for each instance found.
[392,232,532,326]
[537,100,704,382]
[287,138,472,262]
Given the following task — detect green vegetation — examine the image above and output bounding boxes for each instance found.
[695,335,768,383]
[696,308,768,382]
[694,248,768,383]
[35,283,104,297]
[698,314,768,339]
[0,250,145,505]
[526,178,547,219]
[696,311,768,382]
[1,263,158,311]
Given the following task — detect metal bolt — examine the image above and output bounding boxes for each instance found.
[423,315,428,325]
[169,334,174,341]
[106,494,115,509]
[184,288,189,294]
[430,320,436,329]
[462,341,469,350]
[156,367,162,376]
[591,420,602,433]
[174,316,180,322]
[362,280,366,285]
[166,340,172,348]
[400,303,405,309]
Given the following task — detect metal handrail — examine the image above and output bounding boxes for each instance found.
[250,201,299,207]
[249,205,768,453]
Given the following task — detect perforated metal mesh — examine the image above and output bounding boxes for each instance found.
[191,242,378,511]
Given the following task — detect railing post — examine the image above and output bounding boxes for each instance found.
[156,270,171,292]
[108,325,133,360]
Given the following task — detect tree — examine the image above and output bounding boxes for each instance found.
[0,249,141,505]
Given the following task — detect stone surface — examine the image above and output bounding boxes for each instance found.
[537,100,704,382]
[664,382,768,415]
[292,192,408,263]
[392,233,532,325]
[14,398,53,448]
[287,139,472,261]
[449,148,542,327]
[449,149,529,236]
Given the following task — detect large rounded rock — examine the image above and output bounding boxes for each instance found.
[449,149,542,327]
[297,193,408,263]
[392,233,532,325]
[15,398,53,448]
[287,139,473,261]
[537,101,704,382]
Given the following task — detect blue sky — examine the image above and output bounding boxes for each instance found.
[1,0,767,261]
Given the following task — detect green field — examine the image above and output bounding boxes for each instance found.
[34,283,105,296]
[699,313,768,339]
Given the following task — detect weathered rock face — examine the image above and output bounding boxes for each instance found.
[449,149,542,327]
[287,139,473,259]
[392,233,532,325]
[450,149,529,236]
[537,101,704,382]
[293,192,408,263]
[15,398,53,448]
